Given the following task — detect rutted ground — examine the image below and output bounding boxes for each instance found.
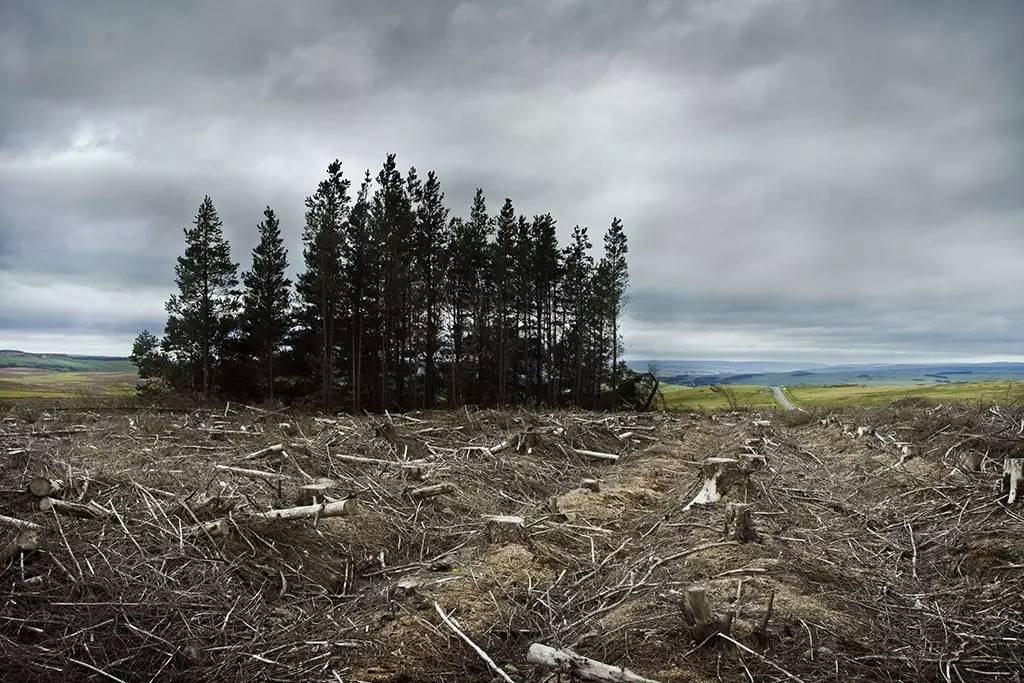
[1,404,1021,681]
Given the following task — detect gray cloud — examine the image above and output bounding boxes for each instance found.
[1,0,1022,360]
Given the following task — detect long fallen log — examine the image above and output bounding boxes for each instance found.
[254,498,357,520]
[573,449,620,462]
[409,483,454,499]
[526,643,661,683]
[239,443,285,460]
[39,497,110,519]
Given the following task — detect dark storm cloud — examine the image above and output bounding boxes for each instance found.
[1,0,1022,359]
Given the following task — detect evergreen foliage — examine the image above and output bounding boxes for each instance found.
[142,155,631,409]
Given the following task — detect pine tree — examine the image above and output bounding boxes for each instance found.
[342,171,374,413]
[163,196,239,396]
[530,213,560,403]
[601,217,629,388]
[413,170,450,407]
[295,160,350,407]
[241,206,291,400]
[492,198,517,404]
[448,189,492,405]
[130,330,165,379]
[562,225,594,405]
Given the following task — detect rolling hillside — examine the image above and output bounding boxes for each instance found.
[0,350,135,373]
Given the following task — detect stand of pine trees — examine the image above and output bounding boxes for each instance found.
[133,156,637,410]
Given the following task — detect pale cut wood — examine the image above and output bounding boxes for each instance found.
[214,464,292,480]
[683,587,731,643]
[573,448,619,462]
[39,497,109,519]
[685,457,744,509]
[1003,458,1023,505]
[256,499,357,520]
[526,643,661,683]
[242,443,285,459]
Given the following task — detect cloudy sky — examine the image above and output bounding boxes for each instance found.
[1,1,1022,363]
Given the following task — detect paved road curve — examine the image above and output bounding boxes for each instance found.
[771,386,799,411]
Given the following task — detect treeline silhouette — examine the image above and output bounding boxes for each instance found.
[132,155,637,411]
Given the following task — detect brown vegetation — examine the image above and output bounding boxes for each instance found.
[1,403,1022,681]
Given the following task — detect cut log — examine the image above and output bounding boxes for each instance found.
[526,643,661,683]
[214,464,292,481]
[1003,458,1023,505]
[409,483,454,500]
[485,515,527,544]
[0,514,42,531]
[725,503,758,543]
[39,497,109,519]
[682,587,731,643]
[256,498,357,520]
[1,529,39,564]
[489,439,511,454]
[27,477,63,498]
[573,448,620,462]
[241,443,285,460]
[685,457,748,509]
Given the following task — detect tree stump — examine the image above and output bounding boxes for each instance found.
[1,529,39,564]
[27,477,63,498]
[1003,458,1023,505]
[682,587,731,643]
[485,515,527,544]
[724,503,758,543]
[685,457,749,509]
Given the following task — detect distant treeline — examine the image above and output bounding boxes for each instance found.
[132,155,636,411]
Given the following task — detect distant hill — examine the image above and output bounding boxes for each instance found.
[628,359,1024,387]
[0,350,136,373]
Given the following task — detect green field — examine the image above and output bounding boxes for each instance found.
[0,369,138,399]
[785,381,1024,408]
[0,350,135,373]
[659,384,777,410]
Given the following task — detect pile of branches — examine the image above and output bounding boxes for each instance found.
[0,404,659,681]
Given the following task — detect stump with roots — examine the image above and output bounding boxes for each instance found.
[724,502,758,543]
[685,457,753,509]
[682,587,732,644]
[1003,458,1023,505]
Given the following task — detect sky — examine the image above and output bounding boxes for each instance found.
[1,0,1022,363]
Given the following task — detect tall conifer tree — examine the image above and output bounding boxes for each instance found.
[241,206,291,400]
[163,196,239,396]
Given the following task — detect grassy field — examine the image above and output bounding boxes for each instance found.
[0,368,137,399]
[0,350,135,373]
[785,381,1024,408]
[658,384,777,410]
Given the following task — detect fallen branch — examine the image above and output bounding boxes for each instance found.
[39,497,110,519]
[573,449,619,462]
[0,514,42,531]
[434,602,516,683]
[526,643,660,683]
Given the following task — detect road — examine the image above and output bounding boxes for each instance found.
[771,386,799,411]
